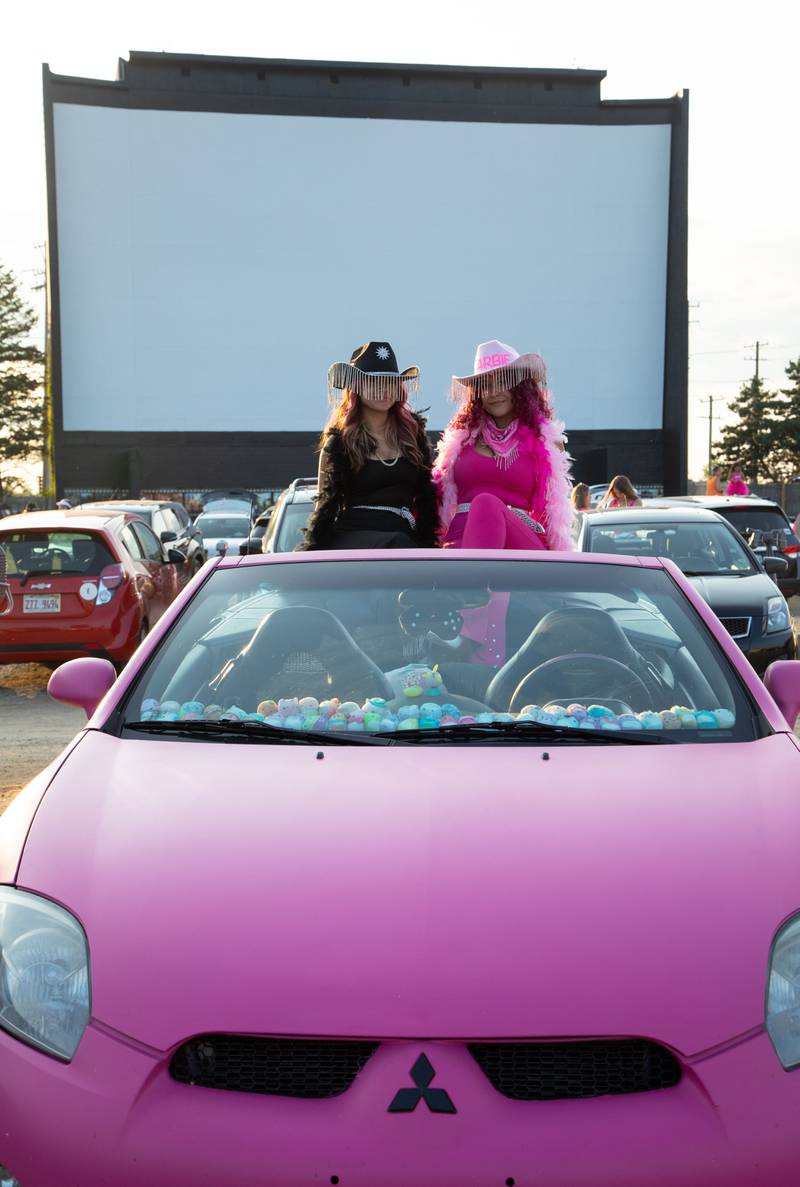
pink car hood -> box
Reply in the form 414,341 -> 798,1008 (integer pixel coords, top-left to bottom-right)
17,729 -> 800,1056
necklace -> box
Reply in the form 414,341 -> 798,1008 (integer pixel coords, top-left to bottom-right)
375,453 -> 400,467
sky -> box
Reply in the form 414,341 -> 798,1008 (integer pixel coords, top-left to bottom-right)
2,0 -> 798,482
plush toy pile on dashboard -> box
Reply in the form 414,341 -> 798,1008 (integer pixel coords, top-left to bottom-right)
139,696 -> 736,732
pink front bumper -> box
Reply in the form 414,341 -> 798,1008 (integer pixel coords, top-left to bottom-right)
3,1024 -> 800,1186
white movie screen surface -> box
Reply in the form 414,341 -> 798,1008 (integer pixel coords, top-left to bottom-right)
54,104 -> 670,434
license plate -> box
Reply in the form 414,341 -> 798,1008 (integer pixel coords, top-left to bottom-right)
23,594 -> 61,613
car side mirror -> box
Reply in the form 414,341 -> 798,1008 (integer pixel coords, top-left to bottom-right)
160,530 -> 178,543
48,657 -> 117,718
166,548 -> 186,564
763,555 -> 789,576
763,660 -> 800,728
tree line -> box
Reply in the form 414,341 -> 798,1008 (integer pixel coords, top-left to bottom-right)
713,360 -> 800,484
0,262 -> 44,499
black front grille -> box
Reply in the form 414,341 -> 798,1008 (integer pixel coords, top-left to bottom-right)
719,616 -> 751,638
171,1035 -> 378,1098
468,1039 -> 681,1100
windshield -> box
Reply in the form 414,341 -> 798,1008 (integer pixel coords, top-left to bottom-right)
274,502 -> 313,552
1,530 -> 116,577
118,558 -> 760,745
719,507 -> 794,541
587,521 -> 756,575
195,516 -> 251,538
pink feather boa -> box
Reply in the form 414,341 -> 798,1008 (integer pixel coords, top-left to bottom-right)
433,403 -> 575,551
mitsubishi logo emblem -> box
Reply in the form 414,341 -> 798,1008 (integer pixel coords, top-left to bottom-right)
387,1054 -> 456,1114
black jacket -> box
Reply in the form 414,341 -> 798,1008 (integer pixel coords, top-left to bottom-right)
302,414 -> 439,550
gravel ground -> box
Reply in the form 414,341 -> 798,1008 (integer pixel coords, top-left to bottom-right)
1,597 -> 799,815
0,665 -> 85,814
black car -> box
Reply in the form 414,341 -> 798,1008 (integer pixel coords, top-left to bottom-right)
577,507 -> 796,673
646,496 -> 800,598
76,499 -> 207,581
239,508 -> 275,555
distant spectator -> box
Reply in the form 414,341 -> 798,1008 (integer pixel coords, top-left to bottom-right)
56,498 -> 73,509
23,502 -> 38,513
705,465 -> 725,496
725,465 -> 750,496
597,475 -> 642,510
571,483 -> 591,512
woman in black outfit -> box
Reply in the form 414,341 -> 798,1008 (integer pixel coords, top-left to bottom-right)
302,342 -> 439,550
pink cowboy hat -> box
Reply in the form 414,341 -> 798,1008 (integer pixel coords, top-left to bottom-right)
452,339 -> 547,399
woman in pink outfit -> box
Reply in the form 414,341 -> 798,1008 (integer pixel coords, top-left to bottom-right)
725,464 -> 750,496
434,340 -> 574,552
432,340 -> 573,666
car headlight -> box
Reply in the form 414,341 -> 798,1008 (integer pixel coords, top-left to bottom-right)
766,913 -> 800,1069
766,595 -> 790,633
0,888 -> 90,1061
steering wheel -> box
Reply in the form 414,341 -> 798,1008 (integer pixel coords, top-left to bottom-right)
210,605 -> 394,706
510,653 -> 653,714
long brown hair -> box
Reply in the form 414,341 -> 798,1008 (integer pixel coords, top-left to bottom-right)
599,474 -> 639,506
321,389 -> 425,469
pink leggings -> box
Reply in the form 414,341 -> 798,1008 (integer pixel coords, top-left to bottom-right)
445,492 -> 548,551
445,493 -> 547,665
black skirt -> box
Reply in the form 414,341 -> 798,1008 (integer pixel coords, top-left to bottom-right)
329,507 -> 417,550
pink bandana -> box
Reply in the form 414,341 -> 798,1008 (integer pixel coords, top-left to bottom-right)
479,416 -> 521,469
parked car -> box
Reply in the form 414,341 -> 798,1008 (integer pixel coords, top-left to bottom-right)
646,496 -> 800,597
76,499 -> 207,580
261,477 -> 317,552
192,511 -> 253,559
4,547 -> 800,1185
199,488 -> 258,519
239,508 -> 275,555
577,507 -> 795,672
0,509 -> 184,668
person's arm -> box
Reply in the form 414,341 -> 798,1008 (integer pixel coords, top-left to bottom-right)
411,419 -> 441,547
299,438 -> 342,550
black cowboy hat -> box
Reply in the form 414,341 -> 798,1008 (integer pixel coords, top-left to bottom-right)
328,341 -> 420,402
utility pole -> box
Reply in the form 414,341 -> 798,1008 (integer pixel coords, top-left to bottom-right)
699,396 -> 722,474
746,340 -> 768,383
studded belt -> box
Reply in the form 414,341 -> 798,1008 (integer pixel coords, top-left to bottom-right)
455,502 -> 545,534
351,504 -> 416,528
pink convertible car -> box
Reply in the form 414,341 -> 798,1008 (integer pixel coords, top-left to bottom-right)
1,548 -> 800,1186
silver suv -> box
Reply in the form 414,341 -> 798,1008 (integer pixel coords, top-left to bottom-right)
261,478 -> 317,553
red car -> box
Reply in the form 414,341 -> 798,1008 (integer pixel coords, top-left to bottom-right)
0,509 -> 185,668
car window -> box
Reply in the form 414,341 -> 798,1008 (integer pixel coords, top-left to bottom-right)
588,521 -> 755,575
164,508 -> 185,531
120,558 -> 761,746
0,530 -> 115,575
195,516 -> 251,537
262,500 -> 285,547
719,507 -> 793,539
131,521 -> 164,563
158,508 -> 182,536
274,502 -> 313,552
120,524 -> 144,561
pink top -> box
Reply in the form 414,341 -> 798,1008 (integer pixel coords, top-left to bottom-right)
449,443 -> 546,521
726,479 -> 750,496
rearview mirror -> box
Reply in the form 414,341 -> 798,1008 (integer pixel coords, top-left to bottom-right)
166,548 -> 186,564
48,657 -> 117,718
763,555 -> 789,576
764,660 -> 800,728
160,530 -> 178,543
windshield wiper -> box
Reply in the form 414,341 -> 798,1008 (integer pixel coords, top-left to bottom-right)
681,569 -> 747,577
19,567 -> 79,587
123,719 -> 392,745
373,721 -> 674,744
